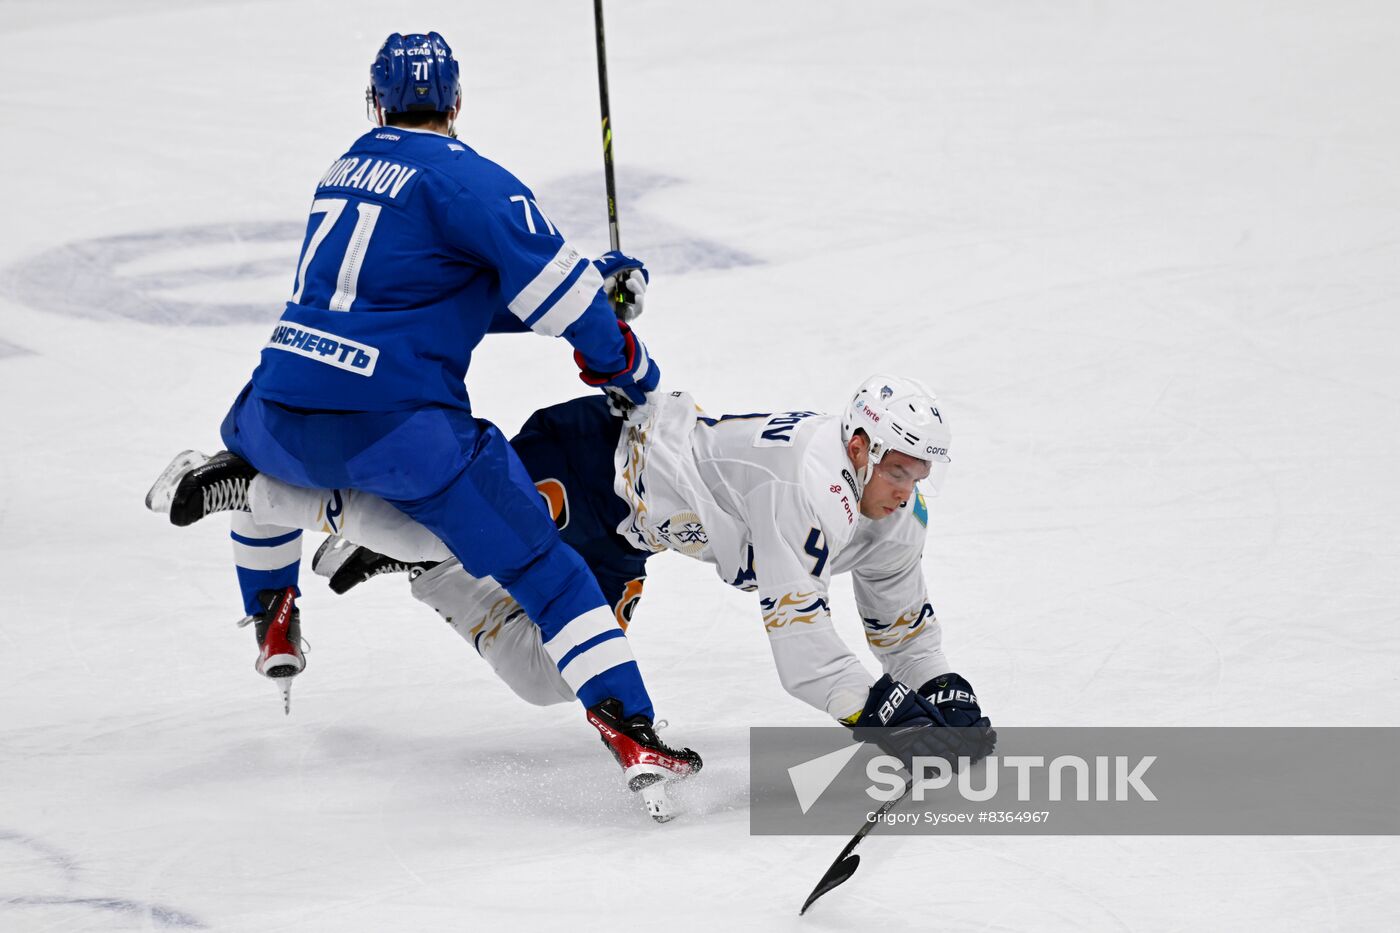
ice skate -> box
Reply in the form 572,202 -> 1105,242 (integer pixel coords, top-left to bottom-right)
147,449 -> 257,527
586,698 -> 702,823
144,449 -> 208,514
312,536 -> 440,595
238,586 -> 305,715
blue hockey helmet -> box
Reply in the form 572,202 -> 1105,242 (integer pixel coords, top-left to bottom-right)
365,32 -> 461,121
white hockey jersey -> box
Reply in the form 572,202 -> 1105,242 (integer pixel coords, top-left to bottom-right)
245,390 -> 955,723
611,391 -> 951,721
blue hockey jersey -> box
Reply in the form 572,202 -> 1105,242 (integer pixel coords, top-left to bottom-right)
249,126 -> 627,412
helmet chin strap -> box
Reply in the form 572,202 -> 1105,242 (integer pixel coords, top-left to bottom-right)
855,438 -> 886,493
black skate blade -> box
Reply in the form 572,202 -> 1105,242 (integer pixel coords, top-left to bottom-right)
799,854 -> 860,916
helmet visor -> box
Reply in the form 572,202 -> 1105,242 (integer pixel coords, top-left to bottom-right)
920,453 -> 951,497
871,448 -> 951,497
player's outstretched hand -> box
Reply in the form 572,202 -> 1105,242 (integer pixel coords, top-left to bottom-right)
852,674 -> 996,773
594,251 -> 648,321
574,319 -> 660,406
918,671 -> 997,761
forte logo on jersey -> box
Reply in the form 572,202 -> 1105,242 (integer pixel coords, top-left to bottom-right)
828,483 -> 855,525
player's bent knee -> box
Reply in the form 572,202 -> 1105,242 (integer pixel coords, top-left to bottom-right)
410,560 -> 576,706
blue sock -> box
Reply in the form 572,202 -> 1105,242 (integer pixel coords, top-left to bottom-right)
230,513 -> 302,616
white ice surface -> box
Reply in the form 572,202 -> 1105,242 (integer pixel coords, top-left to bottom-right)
2,0 -> 1398,929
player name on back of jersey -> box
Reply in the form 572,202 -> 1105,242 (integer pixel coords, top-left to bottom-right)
316,156 -> 419,199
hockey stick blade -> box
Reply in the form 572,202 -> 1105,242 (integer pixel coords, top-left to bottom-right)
799,853 -> 860,915
797,776 -> 913,916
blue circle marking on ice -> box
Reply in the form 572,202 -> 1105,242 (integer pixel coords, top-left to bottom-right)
0,221 -> 305,326
0,171 -> 758,327
0,829 -> 207,928
1,896 -> 207,929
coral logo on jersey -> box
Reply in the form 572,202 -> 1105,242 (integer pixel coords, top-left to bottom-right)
535,478 -> 569,530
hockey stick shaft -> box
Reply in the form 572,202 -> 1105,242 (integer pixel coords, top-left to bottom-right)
593,0 -> 622,252
798,776 -> 914,915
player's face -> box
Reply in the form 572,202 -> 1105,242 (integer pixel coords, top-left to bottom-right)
860,450 -> 930,519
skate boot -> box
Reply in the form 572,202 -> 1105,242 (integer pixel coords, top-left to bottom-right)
586,698 -> 703,823
238,586 -> 305,715
312,536 -> 440,595
145,449 -> 256,527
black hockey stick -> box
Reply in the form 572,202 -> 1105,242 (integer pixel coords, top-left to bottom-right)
592,0 -> 636,317
798,776 -> 914,916
593,0 -> 622,252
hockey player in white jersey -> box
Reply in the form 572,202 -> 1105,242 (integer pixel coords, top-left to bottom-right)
162,375 -> 995,769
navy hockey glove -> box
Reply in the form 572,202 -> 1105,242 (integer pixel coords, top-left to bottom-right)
853,674 -> 993,773
919,672 -> 997,762
574,319 -> 660,406
594,251 -> 649,322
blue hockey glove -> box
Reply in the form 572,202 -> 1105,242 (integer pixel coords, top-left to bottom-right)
594,251 -> 649,322
919,672 -> 997,760
918,672 -> 989,727
573,319 -> 660,406
853,674 -> 995,773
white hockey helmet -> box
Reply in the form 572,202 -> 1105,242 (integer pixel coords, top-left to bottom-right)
840,374 -> 952,494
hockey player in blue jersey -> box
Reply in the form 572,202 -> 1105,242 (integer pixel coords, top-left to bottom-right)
145,31 -> 700,814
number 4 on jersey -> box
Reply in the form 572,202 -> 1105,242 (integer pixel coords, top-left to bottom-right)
803,527 -> 829,577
